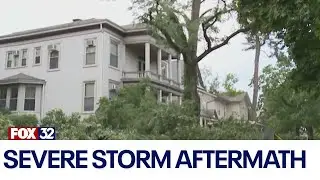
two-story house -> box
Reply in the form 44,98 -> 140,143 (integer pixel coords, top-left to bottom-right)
0,18 -> 253,123
0,18 -> 185,119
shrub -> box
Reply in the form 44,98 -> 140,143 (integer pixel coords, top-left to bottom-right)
32,82 -> 262,140
8,114 -> 38,126
0,114 -> 12,139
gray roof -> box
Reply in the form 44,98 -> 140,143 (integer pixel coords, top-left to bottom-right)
122,23 -> 148,31
0,73 -> 45,85
219,93 -> 247,102
0,18 -> 148,40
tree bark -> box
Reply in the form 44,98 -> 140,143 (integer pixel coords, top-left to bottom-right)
307,125 -> 314,140
183,55 -> 200,116
181,0 -> 201,116
252,35 -> 261,121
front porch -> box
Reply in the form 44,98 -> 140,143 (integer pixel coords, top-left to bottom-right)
122,42 -> 183,104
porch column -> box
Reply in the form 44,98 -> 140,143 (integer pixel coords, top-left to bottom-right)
168,54 -> 172,85
178,96 -> 182,105
200,117 -> 203,127
169,93 -> 173,103
157,48 -> 162,81
5,88 -> 10,109
158,89 -> 162,103
177,54 -> 181,84
145,43 -> 151,77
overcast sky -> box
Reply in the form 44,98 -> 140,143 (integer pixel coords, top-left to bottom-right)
0,0 -> 276,98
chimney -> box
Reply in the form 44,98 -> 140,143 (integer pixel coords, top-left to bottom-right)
73,19 -> 82,22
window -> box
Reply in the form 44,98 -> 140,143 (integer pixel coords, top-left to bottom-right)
13,51 -> 19,67
109,81 -> 119,100
6,52 -> 13,68
161,62 -> 167,77
84,82 -> 94,112
48,44 -> 59,70
9,87 -> 18,111
24,86 -> 36,111
34,47 -> 41,65
110,40 -> 118,68
85,39 -> 96,65
0,87 -> 7,109
21,49 -> 27,67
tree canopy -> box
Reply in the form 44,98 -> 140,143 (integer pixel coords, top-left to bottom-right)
129,0 -> 249,115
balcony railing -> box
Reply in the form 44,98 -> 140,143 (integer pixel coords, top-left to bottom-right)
122,71 -> 181,88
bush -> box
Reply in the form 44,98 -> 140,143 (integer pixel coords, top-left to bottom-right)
1,82 -> 262,140
0,114 -> 12,139
94,82 -> 261,140
8,114 -> 38,126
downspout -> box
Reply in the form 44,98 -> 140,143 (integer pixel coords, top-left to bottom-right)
40,82 -> 46,124
100,23 -> 104,101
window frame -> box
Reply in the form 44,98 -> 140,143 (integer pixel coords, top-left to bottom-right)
84,38 -> 97,67
0,87 -> 7,109
13,51 -> 20,68
48,44 -> 60,71
9,86 -> 18,111
6,51 -> 14,68
109,39 -> 119,68
21,49 -> 28,67
83,81 -> 95,112
24,86 -> 36,111
34,47 -> 41,66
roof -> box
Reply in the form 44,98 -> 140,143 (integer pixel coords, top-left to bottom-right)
0,73 -> 46,85
219,92 -> 247,102
122,23 -> 148,31
0,18 -> 149,44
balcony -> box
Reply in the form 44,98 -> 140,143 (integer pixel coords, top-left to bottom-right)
122,71 -> 182,91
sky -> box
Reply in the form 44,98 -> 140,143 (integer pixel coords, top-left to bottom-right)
0,0 -> 276,98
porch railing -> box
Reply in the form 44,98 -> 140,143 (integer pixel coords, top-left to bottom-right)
122,71 -> 181,88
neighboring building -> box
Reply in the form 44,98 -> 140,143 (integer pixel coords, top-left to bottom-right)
0,18 -> 184,119
206,92 -> 253,120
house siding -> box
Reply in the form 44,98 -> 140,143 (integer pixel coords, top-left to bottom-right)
0,30 -> 103,117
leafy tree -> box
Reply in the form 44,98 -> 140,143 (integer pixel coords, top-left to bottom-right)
237,0 -> 320,99
222,73 -> 243,96
129,0 -> 249,115
259,53 -> 320,139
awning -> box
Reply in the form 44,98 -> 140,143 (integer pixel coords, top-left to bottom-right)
0,73 -> 45,85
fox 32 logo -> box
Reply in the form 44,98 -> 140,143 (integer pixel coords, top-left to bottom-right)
8,127 -> 56,140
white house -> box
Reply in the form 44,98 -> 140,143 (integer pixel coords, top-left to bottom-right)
0,18 -> 185,119
206,92 -> 253,120
0,18 -> 253,122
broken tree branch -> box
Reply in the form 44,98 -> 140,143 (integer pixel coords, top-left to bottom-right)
197,27 -> 250,62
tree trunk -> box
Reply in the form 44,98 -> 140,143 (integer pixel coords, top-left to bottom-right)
252,35 -> 261,121
307,125 -> 314,140
183,56 -> 200,116
295,126 -> 300,139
